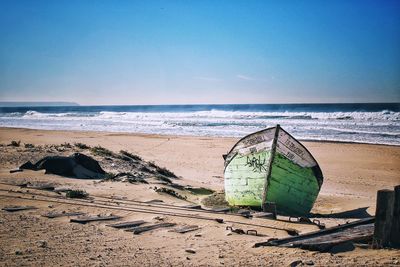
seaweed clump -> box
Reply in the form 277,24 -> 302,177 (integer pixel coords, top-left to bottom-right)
201,192 -> 229,208
8,140 -> 21,147
66,190 -> 89,199
119,150 -> 142,161
74,143 -> 90,149
90,146 -> 114,157
155,187 -> 187,200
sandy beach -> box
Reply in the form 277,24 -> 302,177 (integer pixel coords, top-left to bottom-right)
0,127 -> 399,266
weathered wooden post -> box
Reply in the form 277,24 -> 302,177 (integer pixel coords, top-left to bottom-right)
390,185 -> 400,248
373,189 -> 394,248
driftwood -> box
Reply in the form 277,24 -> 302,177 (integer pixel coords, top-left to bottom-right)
125,223 -> 176,234
2,206 -> 37,212
283,224 -> 374,252
253,212 -> 275,219
254,217 -> 374,249
144,199 -> 164,203
70,215 -> 121,224
181,205 -> 202,210
28,184 -> 56,191
9,168 -> 23,173
169,225 -> 200,233
106,220 -> 147,229
42,211 -> 84,218
211,207 -> 230,213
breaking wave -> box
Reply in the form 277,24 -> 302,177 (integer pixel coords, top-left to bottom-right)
0,104 -> 399,145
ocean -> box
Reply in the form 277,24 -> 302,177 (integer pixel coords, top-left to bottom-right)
0,103 -> 399,146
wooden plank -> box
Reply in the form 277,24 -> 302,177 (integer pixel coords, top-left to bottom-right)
70,215 -> 121,224
181,205 -> 202,210
2,206 -> 37,212
106,220 -> 147,229
169,225 -> 200,234
125,223 -> 176,234
284,224 -> 374,252
42,212 -> 84,218
390,185 -> 400,248
257,224 -> 373,252
9,168 -> 23,173
28,184 -> 55,191
373,189 -> 394,248
144,199 -> 164,203
237,209 -> 251,218
254,217 -> 374,248
211,207 -> 230,213
253,212 -> 275,219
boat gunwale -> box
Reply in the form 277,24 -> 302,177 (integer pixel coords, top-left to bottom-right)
223,125 -> 324,185
223,125 -> 276,170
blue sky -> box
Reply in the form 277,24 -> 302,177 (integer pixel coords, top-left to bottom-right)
0,0 -> 399,105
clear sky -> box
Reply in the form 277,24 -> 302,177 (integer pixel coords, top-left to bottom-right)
0,0 -> 399,105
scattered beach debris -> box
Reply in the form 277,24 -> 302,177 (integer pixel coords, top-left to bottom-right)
42,211 -> 85,218
144,199 -> 164,203
24,143 -> 35,148
185,186 -> 214,195
254,217 -> 375,251
19,153 -> 106,179
226,226 -> 258,236
106,220 -> 147,229
169,225 -> 200,234
289,260 -> 304,267
66,189 -> 89,199
252,212 -> 275,219
8,140 -> 21,147
70,215 -> 121,224
210,207 -> 231,213
125,222 -> 176,234
185,249 -> 196,254
237,209 -> 252,218
74,142 -> 90,149
181,204 -> 202,210
0,184 -> 299,236
153,216 -> 165,221
2,206 -> 37,212
201,192 -> 229,209
90,145 -> 114,157
15,182 -> 56,192
103,172 -> 148,184
154,187 -> 187,200
288,217 -> 326,229
37,240 -> 48,248
119,150 -> 142,161
223,125 -> 323,216
5,143 -> 179,186
9,168 -> 23,173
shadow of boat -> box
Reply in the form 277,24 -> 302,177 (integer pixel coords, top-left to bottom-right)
310,207 -> 372,219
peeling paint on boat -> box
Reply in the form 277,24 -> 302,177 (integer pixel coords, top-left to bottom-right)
224,125 -> 323,216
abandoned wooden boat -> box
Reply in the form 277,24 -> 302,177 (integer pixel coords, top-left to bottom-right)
223,125 -> 323,216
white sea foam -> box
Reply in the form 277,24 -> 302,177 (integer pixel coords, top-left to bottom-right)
0,109 -> 399,145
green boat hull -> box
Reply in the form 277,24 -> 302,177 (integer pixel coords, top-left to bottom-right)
224,125 -> 323,216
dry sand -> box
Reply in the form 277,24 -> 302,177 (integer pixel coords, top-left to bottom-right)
0,127 -> 399,266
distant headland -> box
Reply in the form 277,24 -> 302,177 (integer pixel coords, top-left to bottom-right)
0,102 -> 79,107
